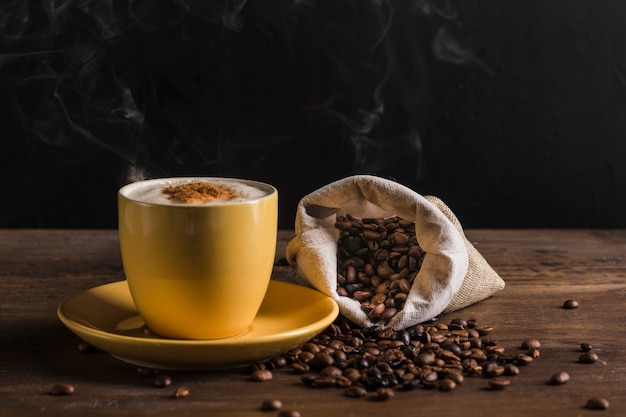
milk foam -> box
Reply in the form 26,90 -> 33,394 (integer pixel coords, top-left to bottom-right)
121,178 -> 272,205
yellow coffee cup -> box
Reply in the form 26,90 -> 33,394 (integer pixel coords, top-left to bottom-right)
118,177 -> 278,339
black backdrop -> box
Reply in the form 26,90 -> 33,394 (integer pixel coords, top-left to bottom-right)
1,1 -> 625,229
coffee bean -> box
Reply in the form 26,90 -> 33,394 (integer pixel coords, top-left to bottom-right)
336,287 -> 349,297
311,376 -> 337,388
353,290 -> 372,302
312,352 -> 334,369
336,215 -> 424,324
320,366 -> 342,378
260,399 -> 282,411
585,397 -> 610,410
486,345 -> 506,355
514,354 -> 534,366
485,365 -> 505,377
580,343 -> 593,352
250,369 -> 273,381
335,375 -> 353,388
438,378 -> 457,391
391,232 -> 410,246
262,315 -> 543,400
367,303 -> 385,320
466,318 -> 478,328
278,411 -> 301,417
521,338 -> 541,350
488,377 -> 510,390
372,387 -> 394,401
78,341 -> 97,353
563,299 -> 579,309
173,386 -> 190,399
381,307 -> 398,321
291,362 -> 310,374
579,351 -> 599,364
48,383 -> 75,396
300,375 -> 316,386
345,386 -> 367,398
271,355 -> 288,369
297,351 -> 315,364
548,371 -> 570,385
154,374 -> 172,388
526,348 -> 541,358
449,317 -> 466,328
443,371 -> 464,384
415,351 -> 437,366
503,364 -> 520,376
476,325 -> 494,336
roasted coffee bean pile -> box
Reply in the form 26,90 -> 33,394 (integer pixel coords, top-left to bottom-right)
335,215 -> 426,323
70,313 -> 607,410
255,315 -> 537,397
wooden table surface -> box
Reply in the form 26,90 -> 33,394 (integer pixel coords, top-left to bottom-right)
1,229 -> 625,416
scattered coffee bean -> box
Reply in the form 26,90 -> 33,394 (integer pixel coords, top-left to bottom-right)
449,317 -> 468,329
250,369 -> 273,381
48,383 -> 75,396
300,375 -> 316,386
521,338 -> 541,350
291,362 -> 310,374
438,378 -> 457,391
503,364 -> 520,376
485,365 -> 505,377
250,362 -> 267,371
271,355 -> 288,369
345,386 -> 367,398
514,354 -> 534,366
154,374 -> 172,388
310,376 -> 337,388
312,352 -> 334,369
445,372 -> 464,385
580,343 -> 593,352
277,410 -> 301,417
173,386 -> 190,399
579,351 -> 599,364
372,387 -> 395,401
78,341 -> 97,353
260,399 -> 283,411
548,371 -> 570,385
585,397 -> 610,410
563,299 -> 579,309
526,348 -> 541,358
476,325 -> 494,336
256,315 -> 540,399
488,377 -> 510,390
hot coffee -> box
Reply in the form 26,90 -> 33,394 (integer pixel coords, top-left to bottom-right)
121,177 -> 272,205
118,177 -> 278,339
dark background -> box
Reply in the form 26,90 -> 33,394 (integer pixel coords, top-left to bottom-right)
1,0 -> 625,230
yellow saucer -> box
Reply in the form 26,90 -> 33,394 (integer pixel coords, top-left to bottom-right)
57,280 -> 339,370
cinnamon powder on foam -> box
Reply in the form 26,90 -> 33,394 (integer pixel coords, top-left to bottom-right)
161,182 -> 235,204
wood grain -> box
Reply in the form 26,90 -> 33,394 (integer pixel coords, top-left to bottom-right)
1,229 -> 625,416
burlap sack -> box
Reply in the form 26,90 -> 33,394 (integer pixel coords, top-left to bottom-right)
285,175 -> 504,330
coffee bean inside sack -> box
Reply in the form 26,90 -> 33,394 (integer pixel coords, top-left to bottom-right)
335,214 -> 425,324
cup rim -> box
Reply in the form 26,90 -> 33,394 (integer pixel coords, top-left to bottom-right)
118,177 -> 277,207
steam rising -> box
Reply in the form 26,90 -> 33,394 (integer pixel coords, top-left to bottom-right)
1,0 -> 486,191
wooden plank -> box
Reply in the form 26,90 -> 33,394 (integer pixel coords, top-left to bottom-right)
0,229 -> 624,416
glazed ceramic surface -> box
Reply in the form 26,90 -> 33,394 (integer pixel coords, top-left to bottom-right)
118,177 -> 278,339
57,280 -> 339,370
